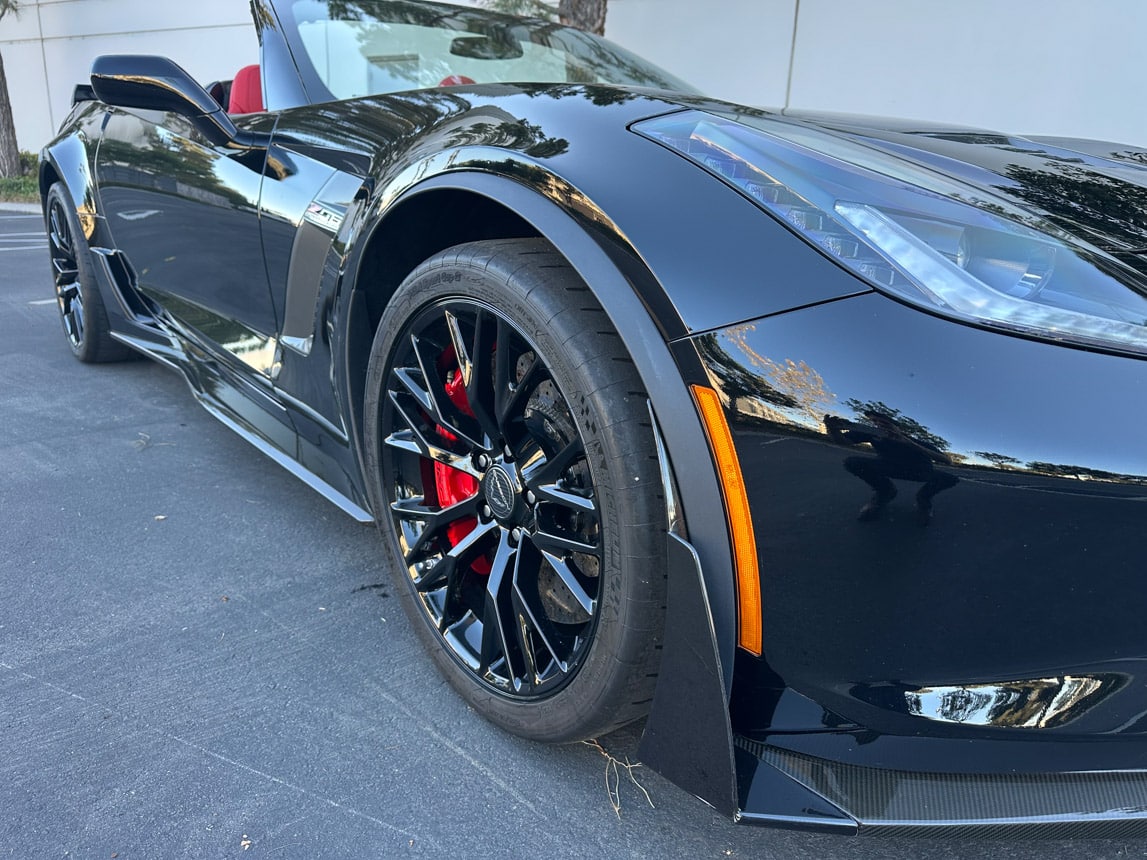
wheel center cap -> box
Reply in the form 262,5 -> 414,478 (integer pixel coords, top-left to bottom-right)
483,464 -> 520,522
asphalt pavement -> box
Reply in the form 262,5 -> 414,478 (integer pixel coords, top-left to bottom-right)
2,205 -> 1144,859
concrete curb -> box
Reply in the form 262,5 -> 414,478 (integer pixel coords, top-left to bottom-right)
0,202 -> 41,214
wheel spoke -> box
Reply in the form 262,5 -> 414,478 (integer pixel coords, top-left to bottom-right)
534,484 -> 595,514
384,427 -> 471,474
409,332 -> 484,447
492,318 -> 515,420
521,437 -> 584,487
510,598 -> 542,689
393,364 -> 435,418
530,527 -> 597,557
409,333 -> 447,420
391,494 -> 480,565
411,518 -> 497,592
538,549 -> 596,617
445,310 -> 472,389
496,348 -> 545,429
385,391 -> 479,477
493,535 -> 547,689
520,438 -> 596,515
463,309 -> 504,445
430,558 -> 466,630
49,204 -> 73,258
438,564 -> 469,631
478,531 -> 520,676
439,516 -> 498,573
512,576 -> 572,675
62,306 -> 84,343
52,260 -> 79,287
412,553 -> 455,594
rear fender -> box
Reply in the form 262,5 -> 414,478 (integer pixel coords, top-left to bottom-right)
39,106 -> 108,244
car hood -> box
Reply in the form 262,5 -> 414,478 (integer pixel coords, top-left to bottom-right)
767,109 -> 1147,256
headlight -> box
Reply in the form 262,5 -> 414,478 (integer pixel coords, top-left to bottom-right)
635,110 -> 1147,355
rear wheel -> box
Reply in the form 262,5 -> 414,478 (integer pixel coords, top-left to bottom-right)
364,238 -> 667,742
45,182 -> 133,363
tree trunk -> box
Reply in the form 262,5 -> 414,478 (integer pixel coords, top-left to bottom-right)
558,0 -> 607,35
0,51 -> 20,178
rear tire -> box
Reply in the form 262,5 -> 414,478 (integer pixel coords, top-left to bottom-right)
364,238 -> 667,742
45,182 -> 133,363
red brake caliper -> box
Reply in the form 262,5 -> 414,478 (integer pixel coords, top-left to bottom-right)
433,348 -> 492,575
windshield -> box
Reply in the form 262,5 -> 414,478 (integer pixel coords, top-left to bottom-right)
277,0 -> 697,100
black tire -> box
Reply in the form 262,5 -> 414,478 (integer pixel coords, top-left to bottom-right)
45,182 -> 133,363
364,238 -> 667,742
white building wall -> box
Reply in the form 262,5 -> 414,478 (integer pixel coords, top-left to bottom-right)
606,0 -> 796,109
608,0 -> 1147,144
785,0 -> 1147,145
2,0 -> 256,151
3,0 -> 1145,151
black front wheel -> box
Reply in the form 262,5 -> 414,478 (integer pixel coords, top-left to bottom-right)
45,182 -> 132,363
364,239 -> 667,742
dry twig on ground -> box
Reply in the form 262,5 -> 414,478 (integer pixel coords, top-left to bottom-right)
582,739 -> 655,819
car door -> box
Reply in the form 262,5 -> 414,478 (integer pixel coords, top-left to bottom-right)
93,100 -> 298,449
94,106 -> 279,377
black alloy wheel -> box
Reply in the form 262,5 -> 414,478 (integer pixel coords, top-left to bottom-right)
47,191 -> 85,350
44,182 -> 132,363
364,238 -> 666,743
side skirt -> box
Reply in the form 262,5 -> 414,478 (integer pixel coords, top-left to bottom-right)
90,245 -> 374,525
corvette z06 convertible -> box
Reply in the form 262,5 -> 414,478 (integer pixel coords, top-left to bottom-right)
39,0 -> 1147,836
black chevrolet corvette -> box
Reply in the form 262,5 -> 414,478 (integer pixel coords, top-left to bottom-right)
39,0 -> 1147,836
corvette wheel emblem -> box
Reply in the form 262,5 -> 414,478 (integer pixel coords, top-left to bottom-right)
484,465 -> 517,521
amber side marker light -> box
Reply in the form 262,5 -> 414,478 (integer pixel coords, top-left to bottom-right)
690,384 -> 763,655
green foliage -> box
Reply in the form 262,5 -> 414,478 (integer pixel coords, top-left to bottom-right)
0,176 -> 36,203
478,0 -> 558,20
843,398 -> 951,453
0,150 -> 36,201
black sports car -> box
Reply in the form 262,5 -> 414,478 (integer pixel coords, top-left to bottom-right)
39,0 -> 1147,836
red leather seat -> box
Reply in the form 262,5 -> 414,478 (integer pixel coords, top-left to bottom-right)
229,65 -> 264,114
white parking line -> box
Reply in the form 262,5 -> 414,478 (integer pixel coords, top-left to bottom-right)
27,299 -> 57,306
0,246 -> 47,252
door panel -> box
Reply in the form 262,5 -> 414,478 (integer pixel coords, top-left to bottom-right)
95,108 -> 280,372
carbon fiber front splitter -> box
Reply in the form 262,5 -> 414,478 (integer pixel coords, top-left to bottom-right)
736,736 -> 1147,837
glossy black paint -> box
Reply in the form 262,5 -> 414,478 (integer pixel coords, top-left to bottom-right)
696,293 -> 1147,728
688,290 -> 1147,829
267,93 -> 751,694
90,55 -> 247,147
637,534 -> 737,818
37,0 -> 1147,834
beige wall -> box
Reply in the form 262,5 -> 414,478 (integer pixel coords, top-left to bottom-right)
4,0 -> 1144,151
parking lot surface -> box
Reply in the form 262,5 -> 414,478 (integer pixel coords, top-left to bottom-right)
2,207 -> 1143,858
